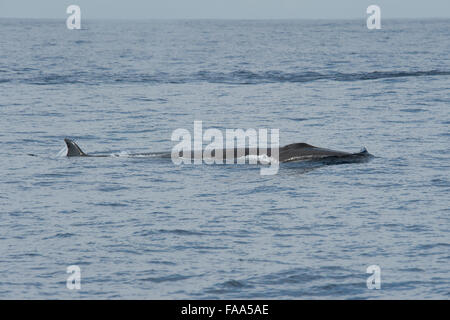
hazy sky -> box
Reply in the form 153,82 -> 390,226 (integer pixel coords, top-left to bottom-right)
1,0 -> 449,19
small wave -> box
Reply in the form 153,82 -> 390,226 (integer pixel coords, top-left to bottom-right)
194,69 -> 450,84
43,232 -> 75,240
417,243 -> 450,250
221,280 -> 247,288
7,69 -> 450,85
158,229 -> 205,236
94,202 -> 128,207
74,40 -> 91,45
400,108 -> 426,113
30,74 -> 85,85
141,274 -> 192,283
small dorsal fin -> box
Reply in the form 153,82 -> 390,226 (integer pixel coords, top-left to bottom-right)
64,138 -> 87,157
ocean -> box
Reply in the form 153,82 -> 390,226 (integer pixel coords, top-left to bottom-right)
0,18 -> 449,299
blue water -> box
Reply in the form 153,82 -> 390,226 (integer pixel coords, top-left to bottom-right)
0,18 -> 449,299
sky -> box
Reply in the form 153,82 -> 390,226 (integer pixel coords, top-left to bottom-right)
0,0 -> 449,19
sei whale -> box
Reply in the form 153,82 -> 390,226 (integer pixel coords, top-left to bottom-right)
64,138 -> 372,164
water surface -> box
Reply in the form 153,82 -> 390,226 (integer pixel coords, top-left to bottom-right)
0,18 -> 449,299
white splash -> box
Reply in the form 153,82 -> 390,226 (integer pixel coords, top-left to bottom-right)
110,151 -> 130,157
243,154 -> 278,165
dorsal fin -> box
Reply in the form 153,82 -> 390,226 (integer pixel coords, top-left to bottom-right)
282,142 -> 316,149
64,138 -> 87,156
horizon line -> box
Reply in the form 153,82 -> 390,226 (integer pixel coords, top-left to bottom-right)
1,16 -> 450,21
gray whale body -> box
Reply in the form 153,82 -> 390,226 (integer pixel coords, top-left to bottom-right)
64,138 -> 372,164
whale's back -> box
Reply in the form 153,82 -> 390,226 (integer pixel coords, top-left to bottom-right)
279,143 -> 354,162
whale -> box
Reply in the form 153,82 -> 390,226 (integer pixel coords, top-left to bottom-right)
64,138 -> 372,164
